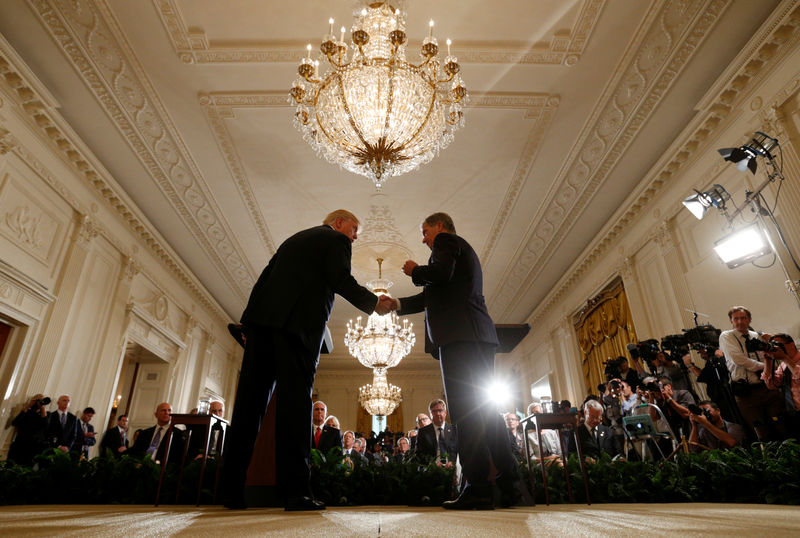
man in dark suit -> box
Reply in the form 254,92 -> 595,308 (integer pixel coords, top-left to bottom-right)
99,414 -> 129,458
569,399 -> 622,459
45,395 -> 80,453
391,213 -> 521,510
311,401 -> 343,455
73,407 -> 97,460
129,402 -> 185,463
415,399 -> 458,463
221,210 -> 392,512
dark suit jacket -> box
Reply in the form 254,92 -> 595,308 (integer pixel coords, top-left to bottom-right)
45,411 -> 79,451
416,422 -> 458,461
398,233 -> 498,354
129,424 -> 185,463
240,224 -> 378,352
73,421 -> 96,457
312,425 -> 343,455
99,426 -> 128,458
569,423 -> 622,459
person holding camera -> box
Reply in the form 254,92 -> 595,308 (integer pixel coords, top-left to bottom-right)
652,351 -> 690,392
7,394 -> 49,465
719,306 -> 785,441
762,333 -> 800,421
688,401 -> 745,451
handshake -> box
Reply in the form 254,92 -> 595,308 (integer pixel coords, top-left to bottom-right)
375,295 -> 399,316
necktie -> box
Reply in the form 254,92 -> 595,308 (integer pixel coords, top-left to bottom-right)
146,427 -> 163,456
437,427 -> 443,455
314,427 -> 321,447
121,429 -> 127,446
60,412 -> 66,426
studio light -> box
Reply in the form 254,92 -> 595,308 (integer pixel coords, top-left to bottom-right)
713,224 -> 771,269
717,131 -> 778,175
682,184 -> 731,220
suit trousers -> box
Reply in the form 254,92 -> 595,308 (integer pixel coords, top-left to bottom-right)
439,341 -> 518,489
222,326 -> 319,500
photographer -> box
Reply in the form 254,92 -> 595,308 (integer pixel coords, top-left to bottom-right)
7,394 -> 49,465
719,306 -> 785,441
682,347 -> 740,423
653,351 -> 690,392
688,401 -> 745,452
762,333 -> 800,425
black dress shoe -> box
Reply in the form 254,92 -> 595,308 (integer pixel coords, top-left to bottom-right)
497,480 -> 523,508
442,488 -> 494,510
285,496 -> 326,511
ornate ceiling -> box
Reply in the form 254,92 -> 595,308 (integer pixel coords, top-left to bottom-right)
0,0 -> 782,359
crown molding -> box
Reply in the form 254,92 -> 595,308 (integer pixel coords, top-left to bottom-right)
489,0 -> 733,319
154,0 -> 605,66
27,0 -> 256,304
0,33 -> 232,327
527,0 -> 800,328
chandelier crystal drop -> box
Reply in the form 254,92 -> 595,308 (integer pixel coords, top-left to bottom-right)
289,0 -> 468,188
344,259 -> 415,370
359,368 -> 403,417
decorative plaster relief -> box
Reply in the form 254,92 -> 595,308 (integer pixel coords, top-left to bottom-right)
529,2 -> 800,327
0,173 -> 63,264
155,0 -> 605,66
0,27 -> 231,325
4,206 -> 43,248
0,128 -> 17,154
28,0 -> 256,303
491,0 -> 732,319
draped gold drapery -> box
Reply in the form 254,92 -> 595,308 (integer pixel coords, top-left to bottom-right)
574,279 -> 638,394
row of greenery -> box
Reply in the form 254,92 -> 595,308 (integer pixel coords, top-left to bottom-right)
1,439 -> 799,505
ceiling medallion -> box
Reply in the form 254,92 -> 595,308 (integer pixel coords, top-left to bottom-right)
289,0 -> 468,188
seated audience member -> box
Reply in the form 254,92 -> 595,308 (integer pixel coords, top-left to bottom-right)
416,399 -> 458,463
8,394 -> 49,465
325,415 -> 340,430
74,407 -> 97,460
762,333 -> 800,417
410,413 -> 431,450
45,395 -> 80,453
354,437 -> 367,456
504,412 -> 525,462
367,441 -> 388,465
393,437 -> 412,463
99,414 -> 129,458
342,430 -> 367,463
570,399 -> 622,459
689,400 -> 746,451
187,400 -> 226,459
558,400 -> 572,413
129,402 -> 185,463
524,402 -> 562,460
311,401 -> 343,454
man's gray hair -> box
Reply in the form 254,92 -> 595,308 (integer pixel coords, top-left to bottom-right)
584,399 -> 604,413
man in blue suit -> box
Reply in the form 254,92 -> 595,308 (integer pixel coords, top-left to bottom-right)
391,212 -> 521,510
221,210 -> 392,511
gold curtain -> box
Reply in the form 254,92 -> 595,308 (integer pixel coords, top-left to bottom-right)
574,279 -> 637,394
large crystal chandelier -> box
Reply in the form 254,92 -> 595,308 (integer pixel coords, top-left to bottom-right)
344,259 -> 415,370
289,0 -> 468,188
359,368 -> 403,417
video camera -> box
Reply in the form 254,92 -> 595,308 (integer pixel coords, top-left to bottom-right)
626,339 -> 660,369
603,357 -> 626,381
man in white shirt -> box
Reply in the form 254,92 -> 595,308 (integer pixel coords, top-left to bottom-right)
718,306 -> 785,440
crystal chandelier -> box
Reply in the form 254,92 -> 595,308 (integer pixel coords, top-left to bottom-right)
344,259 -> 415,370
289,0 -> 468,188
359,368 -> 402,416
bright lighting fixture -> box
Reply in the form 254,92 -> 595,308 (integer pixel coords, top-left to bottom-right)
717,131 -> 778,175
713,225 -> 771,268
487,380 -> 510,405
682,184 -> 730,220
289,1 -> 468,188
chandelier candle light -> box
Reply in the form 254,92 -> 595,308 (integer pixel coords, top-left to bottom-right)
289,0 -> 468,188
